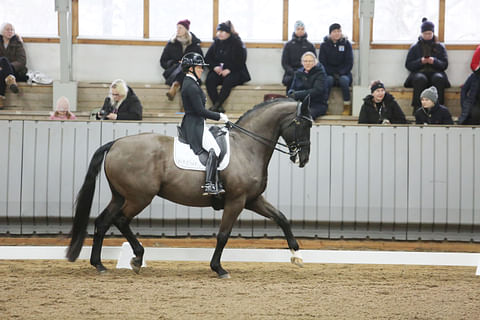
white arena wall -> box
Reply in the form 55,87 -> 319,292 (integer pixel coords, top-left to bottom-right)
1,120 -> 479,241
24,43 -> 474,87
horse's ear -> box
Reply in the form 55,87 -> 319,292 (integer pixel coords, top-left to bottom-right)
300,95 -> 311,117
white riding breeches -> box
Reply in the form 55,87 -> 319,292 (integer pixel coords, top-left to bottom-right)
202,123 -> 220,157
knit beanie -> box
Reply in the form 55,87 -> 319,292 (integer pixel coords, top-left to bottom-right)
217,22 -> 231,33
177,19 -> 190,30
55,96 -> 70,112
294,20 -> 305,30
370,81 -> 385,93
421,17 -> 434,33
420,86 -> 438,103
329,23 -> 341,34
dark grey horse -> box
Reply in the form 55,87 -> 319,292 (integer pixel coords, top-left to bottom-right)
67,98 -> 313,278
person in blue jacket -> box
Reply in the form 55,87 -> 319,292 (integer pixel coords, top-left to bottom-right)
404,18 -> 450,115
415,86 -> 453,125
319,23 -> 353,115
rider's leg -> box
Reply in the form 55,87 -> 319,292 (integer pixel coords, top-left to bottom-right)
202,127 -> 221,195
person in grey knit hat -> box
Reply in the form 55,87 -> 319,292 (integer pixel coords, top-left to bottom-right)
415,86 -> 453,124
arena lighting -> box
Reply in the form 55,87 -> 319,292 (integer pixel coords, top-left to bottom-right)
1,243 -> 480,276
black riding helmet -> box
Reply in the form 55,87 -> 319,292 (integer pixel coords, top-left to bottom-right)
181,52 -> 209,73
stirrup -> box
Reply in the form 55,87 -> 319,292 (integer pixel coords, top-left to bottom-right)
202,182 -> 219,196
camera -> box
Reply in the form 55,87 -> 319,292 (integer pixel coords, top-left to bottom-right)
99,109 -> 109,120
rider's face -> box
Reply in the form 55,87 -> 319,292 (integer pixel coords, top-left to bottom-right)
193,65 -> 204,78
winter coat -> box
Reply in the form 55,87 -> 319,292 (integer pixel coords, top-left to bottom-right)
415,103 -> 453,125
404,36 -> 450,88
319,36 -> 353,81
459,71 -> 480,124
97,86 -> 143,120
0,34 -> 27,76
358,92 -> 408,124
281,33 -> 316,86
205,34 -> 250,84
160,32 -> 203,82
180,75 -> 221,155
289,64 -> 326,102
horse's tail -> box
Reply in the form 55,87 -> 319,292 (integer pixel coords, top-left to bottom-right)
66,140 -> 115,262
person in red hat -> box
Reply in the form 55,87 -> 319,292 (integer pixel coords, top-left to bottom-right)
160,19 -> 203,102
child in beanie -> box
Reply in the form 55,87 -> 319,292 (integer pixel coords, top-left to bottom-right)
49,96 -> 76,120
415,86 -> 453,124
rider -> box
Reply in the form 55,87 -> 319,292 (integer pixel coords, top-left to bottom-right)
180,52 -> 229,195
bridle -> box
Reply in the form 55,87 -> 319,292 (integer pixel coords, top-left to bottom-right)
225,102 -> 312,158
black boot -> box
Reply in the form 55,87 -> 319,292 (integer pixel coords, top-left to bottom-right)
202,149 -> 219,196
216,171 -> 225,194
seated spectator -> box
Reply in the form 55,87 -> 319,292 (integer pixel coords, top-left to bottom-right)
404,18 -> 450,115
160,19 -> 203,101
205,20 -> 250,113
288,51 -> 327,120
49,96 -> 76,120
358,80 -> 407,124
319,23 -> 353,115
281,20 -> 316,93
96,79 -> 143,120
459,49 -> 480,125
0,22 -> 28,108
415,86 -> 453,125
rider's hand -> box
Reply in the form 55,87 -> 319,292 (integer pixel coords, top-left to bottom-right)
219,113 -> 229,123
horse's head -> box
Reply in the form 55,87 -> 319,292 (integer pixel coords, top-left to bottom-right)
280,96 -> 313,168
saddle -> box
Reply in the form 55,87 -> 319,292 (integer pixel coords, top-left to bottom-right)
174,125 -> 230,170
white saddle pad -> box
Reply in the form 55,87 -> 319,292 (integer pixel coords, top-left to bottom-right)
174,131 -> 230,171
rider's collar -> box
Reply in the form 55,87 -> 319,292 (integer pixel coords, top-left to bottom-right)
186,73 -> 199,84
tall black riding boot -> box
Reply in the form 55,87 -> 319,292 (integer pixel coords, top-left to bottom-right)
202,149 -> 219,196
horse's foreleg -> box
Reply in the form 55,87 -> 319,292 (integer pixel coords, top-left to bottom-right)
210,198 -> 245,279
245,196 -> 303,267
113,213 -> 144,274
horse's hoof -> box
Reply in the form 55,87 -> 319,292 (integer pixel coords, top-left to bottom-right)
290,256 -> 304,268
130,258 -> 142,274
218,273 -> 231,279
95,265 -> 107,273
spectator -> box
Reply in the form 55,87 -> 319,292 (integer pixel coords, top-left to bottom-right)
96,79 -> 143,120
459,49 -> 480,125
288,51 -> 327,120
319,23 -> 353,115
49,96 -> 76,120
470,45 -> 480,73
358,80 -> 408,124
415,86 -> 453,125
404,18 -> 450,115
281,20 -> 316,93
205,20 -> 250,113
0,22 -> 28,108
160,19 -> 203,101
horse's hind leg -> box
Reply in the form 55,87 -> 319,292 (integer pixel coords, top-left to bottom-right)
90,201 -> 122,272
245,195 -> 303,267
113,214 -> 144,274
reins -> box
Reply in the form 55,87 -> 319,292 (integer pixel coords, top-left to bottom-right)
225,121 -> 295,156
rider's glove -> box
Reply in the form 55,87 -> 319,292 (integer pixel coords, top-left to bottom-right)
219,113 -> 229,123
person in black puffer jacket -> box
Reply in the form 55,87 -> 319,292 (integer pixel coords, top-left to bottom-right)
205,20 -> 250,113
288,51 -> 327,120
358,80 -> 408,125
160,19 -> 203,101
415,86 -> 453,125
319,23 -> 354,115
281,20 -> 316,93
404,18 -> 450,115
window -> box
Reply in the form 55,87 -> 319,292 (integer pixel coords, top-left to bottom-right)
219,0 -> 283,42
149,0 -> 213,41
372,0 -> 439,44
78,0 -> 143,39
288,0 -> 353,43
0,0 -> 58,37
445,0 -> 480,44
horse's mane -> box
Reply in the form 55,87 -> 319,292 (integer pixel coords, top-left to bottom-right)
235,98 -> 294,124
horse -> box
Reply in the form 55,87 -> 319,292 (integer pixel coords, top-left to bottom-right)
66,97 -> 313,278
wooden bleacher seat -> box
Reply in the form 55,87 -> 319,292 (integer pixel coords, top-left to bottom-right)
0,82 -> 462,124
